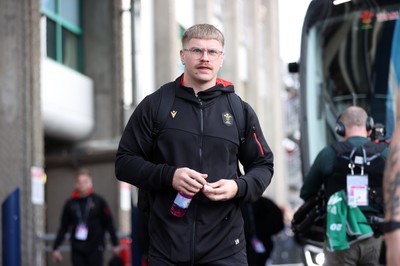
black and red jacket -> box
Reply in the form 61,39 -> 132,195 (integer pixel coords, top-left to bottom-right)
115,75 -> 274,264
52,192 -> 119,253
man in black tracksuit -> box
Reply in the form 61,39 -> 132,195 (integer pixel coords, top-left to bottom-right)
115,24 -> 274,265
52,169 -> 120,266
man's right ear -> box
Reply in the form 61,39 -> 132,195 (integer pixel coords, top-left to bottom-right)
180,50 -> 185,65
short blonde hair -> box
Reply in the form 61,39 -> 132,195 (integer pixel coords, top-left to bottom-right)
182,24 -> 224,47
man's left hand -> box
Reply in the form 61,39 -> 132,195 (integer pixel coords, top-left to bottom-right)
202,179 -> 238,201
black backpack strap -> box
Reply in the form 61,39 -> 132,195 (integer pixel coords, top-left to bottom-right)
140,84 -> 175,213
227,93 -> 246,144
152,84 -> 176,137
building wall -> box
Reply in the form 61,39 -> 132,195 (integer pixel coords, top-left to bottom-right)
0,0 -> 124,265
154,0 -> 180,88
44,1 -> 125,265
83,0 -> 125,139
0,0 -> 43,265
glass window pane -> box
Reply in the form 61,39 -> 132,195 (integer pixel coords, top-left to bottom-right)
62,28 -> 80,70
46,19 -> 57,60
60,0 -> 80,27
41,0 -> 56,12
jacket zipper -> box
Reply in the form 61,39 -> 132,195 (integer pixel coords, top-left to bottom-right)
252,126 -> 264,155
191,96 -> 204,265
198,96 -> 204,160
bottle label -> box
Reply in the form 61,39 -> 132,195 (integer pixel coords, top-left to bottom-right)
174,193 -> 192,209
251,237 -> 266,253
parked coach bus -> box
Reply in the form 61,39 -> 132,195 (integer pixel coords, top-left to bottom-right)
290,0 -> 400,265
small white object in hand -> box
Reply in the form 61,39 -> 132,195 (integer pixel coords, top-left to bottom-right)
203,184 -> 212,190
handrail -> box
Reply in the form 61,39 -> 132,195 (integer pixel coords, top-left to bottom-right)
36,232 -> 131,252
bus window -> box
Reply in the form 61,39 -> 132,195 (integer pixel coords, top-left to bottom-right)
300,2 -> 400,172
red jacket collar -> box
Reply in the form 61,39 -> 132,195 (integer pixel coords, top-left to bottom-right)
216,77 -> 233,87
71,188 -> 94,199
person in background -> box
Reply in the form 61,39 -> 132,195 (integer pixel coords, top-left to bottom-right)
383,91 -> 400,266
299,106 -> 389,266
52,168 -> 120,266
115,23 -> 274,265
242,196 -> 284,266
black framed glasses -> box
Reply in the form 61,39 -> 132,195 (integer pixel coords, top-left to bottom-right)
183,48 -> 223,60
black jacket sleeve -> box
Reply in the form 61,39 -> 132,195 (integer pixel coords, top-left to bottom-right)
235,102 -> 274,202
52,200 -> 72,250
115,90 -> 177,191
99,197 -> 119,247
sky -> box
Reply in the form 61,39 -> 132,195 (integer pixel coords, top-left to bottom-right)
278,0 -> 311,63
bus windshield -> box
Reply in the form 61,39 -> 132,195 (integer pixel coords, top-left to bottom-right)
301,3 -> 400,172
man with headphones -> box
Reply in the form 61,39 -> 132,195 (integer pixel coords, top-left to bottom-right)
299,106 -> 389,265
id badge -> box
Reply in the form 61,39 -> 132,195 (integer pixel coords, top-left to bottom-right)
251,237 -> 266,253
347,174 -> 368,206
75,223 -> 89,240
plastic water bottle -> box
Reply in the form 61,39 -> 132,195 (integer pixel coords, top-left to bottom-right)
170,192 -> 192,217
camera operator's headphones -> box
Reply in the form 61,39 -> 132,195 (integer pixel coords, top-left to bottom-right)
335,114 -> 374,137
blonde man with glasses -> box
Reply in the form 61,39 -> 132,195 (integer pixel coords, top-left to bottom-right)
115,24 -> 274,265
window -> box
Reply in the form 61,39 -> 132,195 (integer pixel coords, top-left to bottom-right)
41,0 -> 83,72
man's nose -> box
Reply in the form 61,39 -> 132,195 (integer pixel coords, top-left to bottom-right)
200,50 -> 210,60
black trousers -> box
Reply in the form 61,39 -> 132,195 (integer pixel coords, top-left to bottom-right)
148,248 -> 248,266
71,248 -> 104,266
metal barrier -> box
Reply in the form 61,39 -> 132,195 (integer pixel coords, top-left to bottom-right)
36,232 -> 131,253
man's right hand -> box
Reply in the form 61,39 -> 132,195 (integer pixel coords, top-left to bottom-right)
172,167 -> 208,196
52,250 -> 63,262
